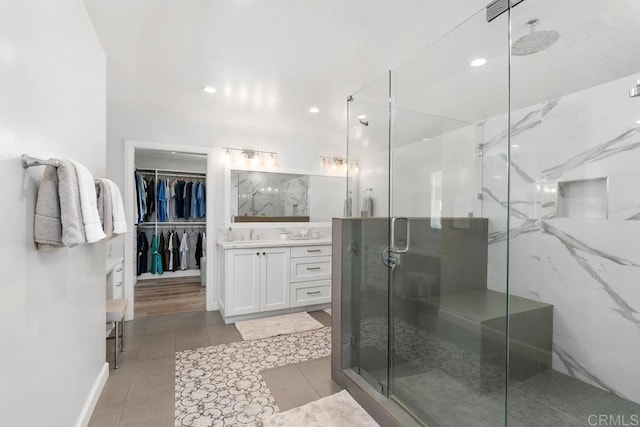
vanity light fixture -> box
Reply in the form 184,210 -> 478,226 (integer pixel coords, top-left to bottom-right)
470,58 -> 487,67
203,86 -> 217,94
320,156 -> 359,174
223,146 -> 279,167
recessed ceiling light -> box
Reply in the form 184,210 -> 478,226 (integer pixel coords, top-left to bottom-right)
203,86 -> 217,94
357,115 -> 367,120
635,119 -> 640,124
309,107 -> 320,114
171,151 -> 177,154
512,144 -> 520,148
470,58 -> 487,67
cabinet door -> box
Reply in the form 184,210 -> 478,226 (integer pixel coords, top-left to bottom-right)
260,247 -> 291,312
225,249 -> 260,316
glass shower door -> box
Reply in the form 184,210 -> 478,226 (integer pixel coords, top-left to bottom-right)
387,7 -> 511,426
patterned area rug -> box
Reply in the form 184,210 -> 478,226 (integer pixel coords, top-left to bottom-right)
175,327 -> 331,426
261,390 -> 379,427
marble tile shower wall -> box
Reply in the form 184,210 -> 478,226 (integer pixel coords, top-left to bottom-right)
482,72 -> 640,404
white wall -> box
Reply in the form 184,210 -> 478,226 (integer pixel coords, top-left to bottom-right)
0,0 -> 107,426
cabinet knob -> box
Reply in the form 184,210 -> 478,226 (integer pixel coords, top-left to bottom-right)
256,252 -> 260,256
262,252 -> 266,255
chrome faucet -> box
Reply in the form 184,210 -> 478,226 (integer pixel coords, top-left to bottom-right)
250,228 -> 255,240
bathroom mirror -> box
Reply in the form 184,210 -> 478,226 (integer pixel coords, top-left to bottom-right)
230,170 -> 347,223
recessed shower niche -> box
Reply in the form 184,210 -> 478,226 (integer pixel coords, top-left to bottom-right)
556,177 -> 608,219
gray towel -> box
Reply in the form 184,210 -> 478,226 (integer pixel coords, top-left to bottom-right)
34,165 -> 63,249
95,179 -> 114,239
33,160 -> 86,249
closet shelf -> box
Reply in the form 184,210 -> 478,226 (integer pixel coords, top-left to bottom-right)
136,167 -> 205,179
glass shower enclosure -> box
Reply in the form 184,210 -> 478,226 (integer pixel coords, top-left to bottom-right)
332,1 -> 640,426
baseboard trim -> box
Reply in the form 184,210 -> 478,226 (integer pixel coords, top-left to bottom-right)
75,362 -> 109,427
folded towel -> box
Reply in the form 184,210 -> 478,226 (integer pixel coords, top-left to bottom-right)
34,165 -> 63,249
102,178 -> 127,234
362,195 -> 373,217
58,159 -> 86,247
343,195 -> 352,217
95,179 -> 114,239
69,159 -> 106,243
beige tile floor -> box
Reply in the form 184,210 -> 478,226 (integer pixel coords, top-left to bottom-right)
89,310 -> 333,427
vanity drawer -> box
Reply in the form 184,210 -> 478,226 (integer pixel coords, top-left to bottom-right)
113,281 -> 124,299
112,265 -> 124,283
291,256 -> 331,282
291,245 -> 332,258
291,281 -> 331,307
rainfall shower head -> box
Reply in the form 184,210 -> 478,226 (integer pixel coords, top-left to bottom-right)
512,19 -> 559,56
630,80 -> 640,98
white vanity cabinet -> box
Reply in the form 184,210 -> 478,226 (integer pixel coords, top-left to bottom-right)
223,246 -> 291,316
218,239 -> 331,322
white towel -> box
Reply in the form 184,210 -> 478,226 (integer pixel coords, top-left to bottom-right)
102,178 -> 127,234
343,196 -> 352,217
69,159 -> 106,243
362,196 -> 373,217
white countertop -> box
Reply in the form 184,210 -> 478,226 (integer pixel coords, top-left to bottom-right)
217,237 -> 332,250
106,256 -> 124,273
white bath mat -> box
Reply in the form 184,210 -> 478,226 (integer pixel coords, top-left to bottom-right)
235,312 -> 323,341
261,390 -> 379,427
323,308 -> 332,315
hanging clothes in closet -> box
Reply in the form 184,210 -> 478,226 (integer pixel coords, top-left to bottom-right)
134,172 -> 147,224
137,231 -> 149,275
179,230 -> 189,270
174,180 -> 185,218
196,181 -> 206,217
143,177 -> 155,222
158,231 -> 166,270
195,232 -> 203,267
190,182 -> 197,219
187,229 -> 199,268
157,179 -> 170,222
167,230 -> 181,271
150,233 -> 163,275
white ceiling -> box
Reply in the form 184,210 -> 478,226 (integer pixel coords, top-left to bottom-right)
84,0 -> 640,150
83,0 -> 489,143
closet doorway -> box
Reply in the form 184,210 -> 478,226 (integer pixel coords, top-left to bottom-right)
132,147 -> 210,318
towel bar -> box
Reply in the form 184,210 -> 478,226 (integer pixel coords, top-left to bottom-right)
22,154 -> 60,169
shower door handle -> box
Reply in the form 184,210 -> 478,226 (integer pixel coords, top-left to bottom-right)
390,216 -> 410,253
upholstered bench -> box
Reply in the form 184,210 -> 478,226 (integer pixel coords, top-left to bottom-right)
106,298 -> 128,369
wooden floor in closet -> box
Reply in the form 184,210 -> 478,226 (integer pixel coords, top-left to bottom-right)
134,276 -> 205,318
